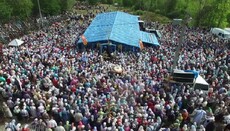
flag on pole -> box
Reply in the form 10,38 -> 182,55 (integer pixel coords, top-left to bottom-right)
139,39 -> 144,50
81,35 -> 88,46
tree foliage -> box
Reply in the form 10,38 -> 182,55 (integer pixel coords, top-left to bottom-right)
115,0 -> 230,27
60,0 -> 76,12
0,0 -> 230,27
7,0 -> 33,19
0,0 -> 76,22
122,0 -> 133,7
88,0 -> 99,5
227,13 -> 230,25
0,1 -> 13,22
38,0 -> 61,15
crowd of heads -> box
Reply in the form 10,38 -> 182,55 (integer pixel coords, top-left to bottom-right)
0,2 -> 230,131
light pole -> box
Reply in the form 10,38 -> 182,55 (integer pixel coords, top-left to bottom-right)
166,16 -> 192,90
37,0 -> 43,28
172,16 -> 192,72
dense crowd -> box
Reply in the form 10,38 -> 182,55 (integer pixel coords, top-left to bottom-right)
1,3 -> 230,131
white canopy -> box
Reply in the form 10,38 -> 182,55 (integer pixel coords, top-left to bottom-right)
195,75 -> 209,85
194,75 -> 209,91
8,39 -> 24,46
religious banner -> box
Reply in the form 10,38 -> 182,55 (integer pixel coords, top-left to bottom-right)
139,39 -> 144,50
81,35 -> 88,46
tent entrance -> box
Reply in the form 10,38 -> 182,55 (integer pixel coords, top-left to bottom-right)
99,43 -> 116,57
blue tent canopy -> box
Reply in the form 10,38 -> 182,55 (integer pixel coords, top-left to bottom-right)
78,11 -> 160,48
184,70 -> 199,78
140,31 -> 159,46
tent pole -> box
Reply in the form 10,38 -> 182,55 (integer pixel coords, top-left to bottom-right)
37,0 -> 43,28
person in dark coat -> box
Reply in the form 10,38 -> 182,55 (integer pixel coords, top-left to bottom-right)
205,121 -> 216,131
225,123 -> 230,131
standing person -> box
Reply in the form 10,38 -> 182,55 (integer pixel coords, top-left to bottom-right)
22,124 -> 30,131
30,102 -> 37,118
30,118 -> 39,130
5,120 -> 17,131
64,121 -> 71,131
190,107 -> 206,126
224,123 -> 230,131
55,122 -> 65,131
48,116 -> 58,130
20,106 -> 29,121
36,119 -> 47,131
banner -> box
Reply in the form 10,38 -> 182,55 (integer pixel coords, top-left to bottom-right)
139,40 -> 144,50
81,35 -> 88,46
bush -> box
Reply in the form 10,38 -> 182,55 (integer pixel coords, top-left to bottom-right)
134,10 -> 143,15
0,1 -> 13,22
167,9 -> 186,19
227,13 -> 230,25
167,11 -> 180,19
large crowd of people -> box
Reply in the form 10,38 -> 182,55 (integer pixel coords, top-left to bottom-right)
0,2 -> 230,131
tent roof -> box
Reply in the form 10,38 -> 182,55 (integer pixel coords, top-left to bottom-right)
195,75 -> 209,85
140,31 -> 159,46
78,11 -> 159,48
9,39 -> 24,46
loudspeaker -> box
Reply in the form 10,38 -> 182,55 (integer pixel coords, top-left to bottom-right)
172,77 -> 194,83
173,73 -> 195,78
172,72 -> 195,83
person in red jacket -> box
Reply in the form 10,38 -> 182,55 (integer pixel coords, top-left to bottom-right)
21,124 -> 30,131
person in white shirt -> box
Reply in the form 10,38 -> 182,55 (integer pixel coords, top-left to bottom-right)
48,117 -> 58,129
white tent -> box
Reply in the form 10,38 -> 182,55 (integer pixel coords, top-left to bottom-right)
193,75 -> 209,91
8,39 -> 24,46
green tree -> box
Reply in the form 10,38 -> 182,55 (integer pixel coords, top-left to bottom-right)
146,0 -> 155,12
194,0 -> 230,27
88,0 -> 99,5
0,1 -> 12,22
7,0 -> 33,19
227,13 -> 230,25
18,0 -> 34,18
195,5 -> 213,26
60,0 -> 76,12
134,0 -> 144,10
215,0 -> 230,27
154,0 -> 168,14
100,0 -> 107,4
165,0 -> 178,15
122,0 -> 133,7
39,0 -> 61,15
113,0 -> 122,6
106,0 -> 114,4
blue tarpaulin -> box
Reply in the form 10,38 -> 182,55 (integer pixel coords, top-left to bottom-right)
184,70 -> 199,78
140,31 -> 159,46
78,11 -> 159,48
